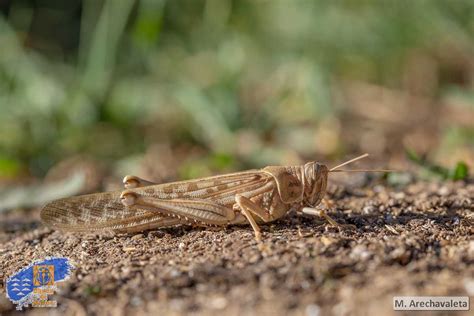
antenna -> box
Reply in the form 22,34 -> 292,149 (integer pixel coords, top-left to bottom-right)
329,153 -> 369,171
329,153 -> 395,173
330,169 -> 395,173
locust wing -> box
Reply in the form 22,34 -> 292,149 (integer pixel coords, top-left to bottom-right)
40,191 -> 182,233
125,170 -> 271,204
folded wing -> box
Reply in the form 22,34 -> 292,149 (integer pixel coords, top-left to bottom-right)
40,191 -> 182,232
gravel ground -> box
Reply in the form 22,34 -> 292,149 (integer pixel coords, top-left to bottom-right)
0,180 -> 473,315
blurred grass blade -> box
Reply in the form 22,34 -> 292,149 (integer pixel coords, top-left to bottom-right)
79,0 -> 135,96
451,161 -> 469,180
173,85 -> 234,152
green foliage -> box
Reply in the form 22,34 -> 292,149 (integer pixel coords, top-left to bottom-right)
406,148 -> 470,181
0,156 -> 22,178
0,1 -> 473,177
451,161 -> 469,181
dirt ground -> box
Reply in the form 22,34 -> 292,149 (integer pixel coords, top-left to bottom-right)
0,178 -> 473,316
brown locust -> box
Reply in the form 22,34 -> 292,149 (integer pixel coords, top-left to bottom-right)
41,154 -> 388,240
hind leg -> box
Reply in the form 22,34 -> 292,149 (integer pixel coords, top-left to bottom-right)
123,175 -> 158,189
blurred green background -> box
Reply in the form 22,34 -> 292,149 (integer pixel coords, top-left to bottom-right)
0,0 -> 473,183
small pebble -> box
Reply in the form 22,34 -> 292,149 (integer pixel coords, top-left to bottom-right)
131,234 -> 144,240
210,296 -> 228,310
321,236 -> 336,246
306,304 -> 321,316
463,278 -> 474,296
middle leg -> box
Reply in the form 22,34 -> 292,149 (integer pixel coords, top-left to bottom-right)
234,194 -> 273,241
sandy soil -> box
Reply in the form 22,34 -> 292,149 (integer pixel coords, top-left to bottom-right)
0,180 -> 473,316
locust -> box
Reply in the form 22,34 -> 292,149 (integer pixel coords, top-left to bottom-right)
41,154 -> 389,241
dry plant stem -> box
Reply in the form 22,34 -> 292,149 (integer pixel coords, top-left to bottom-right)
41,155 -> 381,241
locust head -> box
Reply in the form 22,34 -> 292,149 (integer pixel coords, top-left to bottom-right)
302,162 -> 329,207
301,154 -> 391,208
